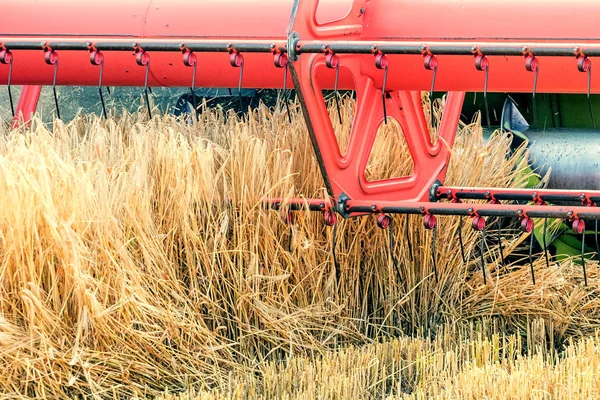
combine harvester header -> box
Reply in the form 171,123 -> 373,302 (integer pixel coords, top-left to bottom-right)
2,0 -> 600,285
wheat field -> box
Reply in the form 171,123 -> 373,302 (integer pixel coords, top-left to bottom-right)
0,95 -> 599,398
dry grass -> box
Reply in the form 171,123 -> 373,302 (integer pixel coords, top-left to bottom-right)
0,96 -> 598,398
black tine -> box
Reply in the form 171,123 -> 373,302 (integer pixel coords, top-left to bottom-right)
432,223 -> 439,283
147,86 -> 153,95
405,213 -> 413,262
288,224 -> 293,253
106,86 -> 111,95
333,221 -> 340,282
532,66 -> 539,126
283,63 -> 292,123
595,220 -> 600,262
237,60 -> 244,113
582,228 -> 588,286
382,64 -> 388,125
483,66 -> 491,127
528,229 -> 536,285
228,88 -> 233,96
480,226 -> 487,284
97,59 -> 107,119
429,65 -> 437,129
543,218 -> 550,269
7,57 -> 14,117
52,59 -> 60,120
334,63 -> 342,125
457,217 -> 466,263
497,218 -> 505,266
588,64 -> 596,128
190,61 -> 198,120
143,61 -> 152,118
388,217 -> 401,280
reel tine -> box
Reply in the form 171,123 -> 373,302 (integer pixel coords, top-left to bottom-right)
375,54 -> 389,125
475,55 -> 491,127
471,215 -> 487,284
274,53 -> 292,123
457,217 -> 466,263
405,213 -> 413,262
423,214 -> 438,283
183,50 -> 199,121
0,50 -> 15,117
424,54 -> 438,129
332,220 -> 340,282
543,217 -> 550,269
525,56 -> 539,126
326,53 -> 343,125
135,50 -> 152,118
520,217 -> 536,284
595,220 -> 600,262
497,218 -> 505,266
377,214 -> 401,280
229,51 -> 245,114
44,49 -> 60,120
573,219 -> 588,286
578,56 -> 595,128
90,50 -> 107,119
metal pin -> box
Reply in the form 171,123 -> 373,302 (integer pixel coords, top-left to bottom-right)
44,49 -> 60,120
543,217 -> 550,269
274,53 -> 292,123
423,214 -> 438,283
375,54 -> 389,124
521,217 -> 536,284
326,53 -> 342,124
405,213 -> 413,262
475,55 -> 491,127
332,221 -> 340,281
572,219 -> 588,286
577,56 -> 595,128
90,50 -> 107,118
0,50 -> 14,116
525,56 -> 539,126
229,52 -> 245,113
424,55 -> 438,129
183,50 -> 198,120
472,216 -> 487,284
457,217 -> 467,263
135,50 -> 152,118
497,218 -> 505,266
377,214 -> 400,279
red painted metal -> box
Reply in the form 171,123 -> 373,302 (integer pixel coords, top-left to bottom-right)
13,85 -> 42,126
3,0 -> 600,221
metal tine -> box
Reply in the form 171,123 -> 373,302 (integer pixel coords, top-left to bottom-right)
423,214 -> 439,283
135,50 -> 152,118
229,51 -> 245,113
0,49 -> 15,116
595,220 -> 600,262
90,50 -> 108,119
572,219 -> 588,286
332,220 -> 340,281
472,215 -> 487,284
274,53 -> 292,123
44,49 -> 60,120
475,55 -> 491,127
377,214 -> 401,280
525,55 -> 539,126
183,50 -> 199,121
405,213 -> 414,262
375,54 -> 389,124
520,217 -> 536,284
424,54 -> 438,129
325,53 -> 343,124
577,56 -> 596,128
497,218 -> 505,266
543,217 -> 551,269
457,217 -> 467,263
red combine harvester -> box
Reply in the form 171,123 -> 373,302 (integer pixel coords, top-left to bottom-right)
2,0 -> 600,284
